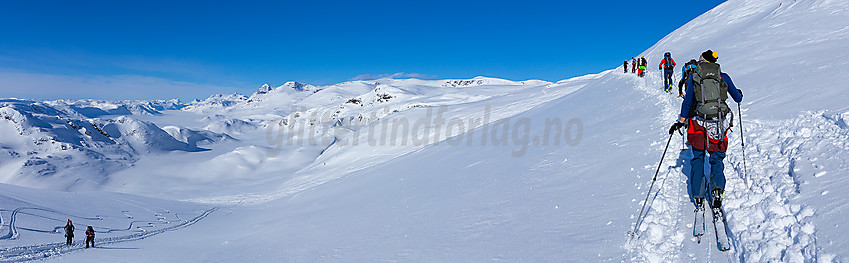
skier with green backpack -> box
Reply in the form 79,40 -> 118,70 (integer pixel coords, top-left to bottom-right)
668,50 -> 743,250
637,56 -> 647,77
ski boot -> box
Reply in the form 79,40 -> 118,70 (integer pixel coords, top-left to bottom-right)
711,189 -> 723,208
693,197 -> 706,239
694,197 -> 706,214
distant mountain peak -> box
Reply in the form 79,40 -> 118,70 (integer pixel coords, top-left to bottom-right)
255,84 -> 274,95
282,81 -> 314,92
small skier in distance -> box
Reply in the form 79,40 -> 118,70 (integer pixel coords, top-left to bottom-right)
631,57 -> 637,74
638,56 -> 647,77
64,219 -> 75,245
85,226 -> 95,248
624,60 -> 629,73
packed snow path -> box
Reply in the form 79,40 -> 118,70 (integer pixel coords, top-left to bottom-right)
625,70 -> 845,262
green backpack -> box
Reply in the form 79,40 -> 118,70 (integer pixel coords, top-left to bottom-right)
692,62 -> 730,119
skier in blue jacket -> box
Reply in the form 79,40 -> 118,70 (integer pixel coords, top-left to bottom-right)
677,59 -> 698,97
669,50 -> 742,209
678,65 -> 743,127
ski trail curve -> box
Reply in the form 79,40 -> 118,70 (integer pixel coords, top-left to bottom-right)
0,207 -> 104,241
0,209 -> 19,240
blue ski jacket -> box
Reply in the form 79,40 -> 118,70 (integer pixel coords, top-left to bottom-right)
681,63 -> 697,79
679,72 -> 743,119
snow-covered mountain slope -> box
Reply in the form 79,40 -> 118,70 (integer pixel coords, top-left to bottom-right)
44,99 -> 186,117
642,0 -> 849,119
98,77 -> 572,202
0,99 -> 216,191
629,0 -> 849,261
3,0 -> 849,262
1,76 -> 556,196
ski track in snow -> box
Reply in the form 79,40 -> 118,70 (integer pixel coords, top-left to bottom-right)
625,70 -> 844,262
0,190 -> 216,262
0,207 -> 215,262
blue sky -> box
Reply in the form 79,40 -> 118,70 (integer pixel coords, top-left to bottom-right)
0,1 -> 722,100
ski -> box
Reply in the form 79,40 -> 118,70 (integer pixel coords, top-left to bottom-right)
711,207 -> 732,251
693,206 -> 705,243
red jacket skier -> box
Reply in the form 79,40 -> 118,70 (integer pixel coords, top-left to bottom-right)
657,55 -> 677,70
658,52 -> 677,92
85,226 -> 96,248
63,220 -> 74,245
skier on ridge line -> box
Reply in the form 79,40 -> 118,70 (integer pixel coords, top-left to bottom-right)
631,57 -> 637,74
658,52 -> 677,92
638,56 -> 647,77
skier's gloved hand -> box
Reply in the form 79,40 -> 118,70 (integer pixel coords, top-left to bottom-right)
669,122 -> 686,135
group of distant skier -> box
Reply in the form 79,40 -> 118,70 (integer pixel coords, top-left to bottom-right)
63,220 -> 96,248
622,53 -> 686,93
623,56 -> 648,77
628,49 -> 744,251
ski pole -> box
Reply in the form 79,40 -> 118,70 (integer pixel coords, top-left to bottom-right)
681,122 -> 687,151
629,133 -> 674,242
737,103 -> 749,189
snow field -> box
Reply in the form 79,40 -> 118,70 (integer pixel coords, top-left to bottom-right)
0,183 -> 212,262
